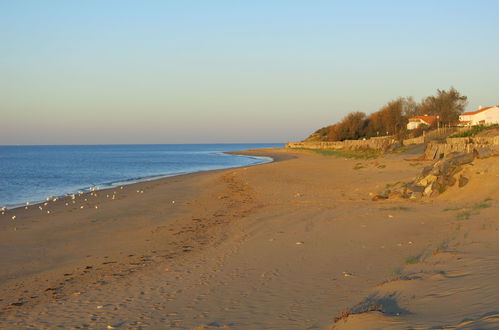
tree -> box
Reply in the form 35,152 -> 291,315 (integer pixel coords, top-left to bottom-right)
418,87 -> 468,125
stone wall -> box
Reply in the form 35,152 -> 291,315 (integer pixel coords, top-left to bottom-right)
424,136 -> 499,160
286,137 -> 397,151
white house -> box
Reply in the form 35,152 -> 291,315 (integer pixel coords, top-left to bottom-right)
407,115 -> 437,130
459,106 -> 499,126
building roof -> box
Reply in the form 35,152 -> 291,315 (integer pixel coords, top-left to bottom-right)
461,106 -> 498,116
408,115 -> 438,125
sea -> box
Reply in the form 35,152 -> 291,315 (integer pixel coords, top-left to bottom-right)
0,144 -> 282,208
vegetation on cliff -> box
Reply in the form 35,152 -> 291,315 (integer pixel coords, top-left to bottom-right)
306,88 -> 467,142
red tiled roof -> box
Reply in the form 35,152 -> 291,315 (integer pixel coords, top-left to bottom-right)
408,115 -> 438,125
461,106 -> 498,116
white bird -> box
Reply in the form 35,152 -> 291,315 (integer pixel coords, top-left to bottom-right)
11,215 -> 16,220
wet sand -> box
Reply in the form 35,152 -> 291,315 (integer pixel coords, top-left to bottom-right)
0,147 -> 498,329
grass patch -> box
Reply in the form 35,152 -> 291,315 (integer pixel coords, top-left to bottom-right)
472,198 -> 493,210
433,239 -> 449,254
291,147 -> 380,159
353,163 -> 365,170
456,211 -> 472,220
389,268 -> 402,276
449,124 -> 498,138
405,254 -> 426,265
377,164 -> 386,169
379,206 -> 412,211
443,206 -> 463,211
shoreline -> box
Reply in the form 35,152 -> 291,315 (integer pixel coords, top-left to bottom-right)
1,147 -> 498,328
1,149 -> 277,211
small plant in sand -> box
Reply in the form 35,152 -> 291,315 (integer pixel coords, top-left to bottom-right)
405,252 -> 427,265
456,211 -> 472,221
433,239 -> 450,255
353,163 -> 365,170
292,147 -> 380,159
389,267 -> 402,276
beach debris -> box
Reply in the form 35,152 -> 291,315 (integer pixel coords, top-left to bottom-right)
95,205 -> 98,209
172,201 -> 175,204
295,241 -> 304,245
11,215 -> 16,220
120,186 -> 123,189
44,202 -> 48,206
47,210 -> 50,214
38,206 -> 43,210
294,193 -> 302,198
342,271 -> 353,277
71,194 -> 76,200
80,206 -> 84,209
388,214 -> 394,218
65,203 -> 69,206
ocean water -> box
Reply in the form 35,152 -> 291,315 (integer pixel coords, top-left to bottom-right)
0,144 -> 282,208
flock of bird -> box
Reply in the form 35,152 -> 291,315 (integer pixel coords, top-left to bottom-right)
0,185 -> 150,222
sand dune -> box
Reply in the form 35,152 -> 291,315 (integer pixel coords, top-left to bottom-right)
0,148 -> 497,329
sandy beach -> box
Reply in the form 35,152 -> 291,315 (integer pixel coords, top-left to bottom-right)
0,147 -> 498,329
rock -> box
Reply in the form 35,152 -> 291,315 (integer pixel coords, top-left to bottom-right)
458,175 -> 469,188
446,152 -> 474,166
372,194 -> 389,201
423,184 -> 433,196
475,147 -> 492,159
418,175 -> 437,186
444,175 -> 456,187
410,192 -> 423,199
422,165 -> 434,177
407,185 -> 425,193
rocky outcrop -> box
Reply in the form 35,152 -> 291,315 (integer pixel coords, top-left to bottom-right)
373,152 -> 475,201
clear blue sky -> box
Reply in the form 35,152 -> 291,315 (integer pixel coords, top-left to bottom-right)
1,0 -> 498,144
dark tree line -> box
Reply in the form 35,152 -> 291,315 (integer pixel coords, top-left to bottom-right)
307,88 -> 467,142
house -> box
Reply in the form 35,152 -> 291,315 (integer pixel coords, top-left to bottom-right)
407,115 -> 438,130
459,106 -> 499,126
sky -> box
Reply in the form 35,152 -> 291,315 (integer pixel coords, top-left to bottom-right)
1,1 -> 498,145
